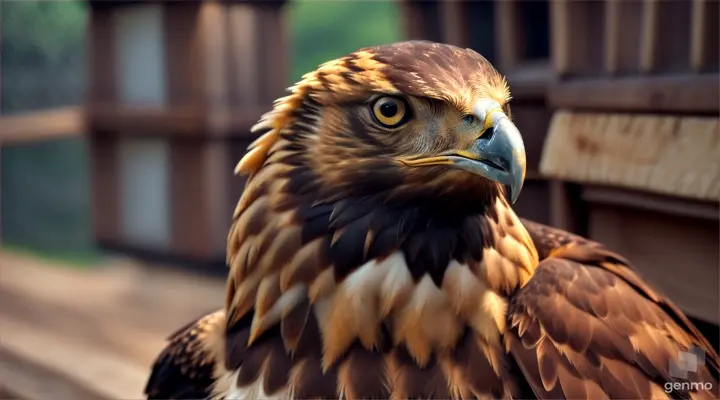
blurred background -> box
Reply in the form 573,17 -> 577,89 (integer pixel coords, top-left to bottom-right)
0,1 -> 717,398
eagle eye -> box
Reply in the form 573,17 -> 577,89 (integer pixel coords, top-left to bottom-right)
461,114 -> 476,125
371,96 -> 409,129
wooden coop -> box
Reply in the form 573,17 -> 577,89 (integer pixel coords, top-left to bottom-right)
401,0 -> 720,335
401,0 -> 555,225
85,0 -> 288,269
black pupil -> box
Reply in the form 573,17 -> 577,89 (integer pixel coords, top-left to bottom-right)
379,101 -> 398,118
463,115 -> 475,124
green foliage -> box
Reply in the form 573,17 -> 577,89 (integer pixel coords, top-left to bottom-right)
1,1 -> 91,262
2,1 -> 87,72
287,0 -> 402,82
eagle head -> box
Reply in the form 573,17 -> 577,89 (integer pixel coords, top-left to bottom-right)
237,40 -> 525,216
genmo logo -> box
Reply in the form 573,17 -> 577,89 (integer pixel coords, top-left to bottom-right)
664,345 -> 714,394
664,381 -> 714,393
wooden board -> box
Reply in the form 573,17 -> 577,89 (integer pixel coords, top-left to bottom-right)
0,108 -> 82,144
541,110 -> 720,201
548,73 -> 720,113
0,250 -> 225,400
587,202 -> 719,324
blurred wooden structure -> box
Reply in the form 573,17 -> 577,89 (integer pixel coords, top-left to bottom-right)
401,0 -> 554,224
541,0 -> 719,328
85,0 -> 288,268
401,0 -> 720,331
0,250 -> 223,400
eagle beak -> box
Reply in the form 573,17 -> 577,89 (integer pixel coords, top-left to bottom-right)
398,100 -> 527,203
454,100 -> 527,203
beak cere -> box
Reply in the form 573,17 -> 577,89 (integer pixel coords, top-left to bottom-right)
396,99 -> 527,203
445,100 -> 526,203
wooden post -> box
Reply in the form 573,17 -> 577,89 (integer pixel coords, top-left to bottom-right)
85,0 -> 288,268
494,0 -> 521,72
0,0 -> 4,243
690,0 -> 720,72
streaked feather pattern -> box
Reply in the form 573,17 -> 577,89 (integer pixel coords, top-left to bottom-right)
145,41 -> 719,400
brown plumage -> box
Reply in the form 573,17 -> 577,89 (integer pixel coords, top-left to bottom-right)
145,41 -> 719,400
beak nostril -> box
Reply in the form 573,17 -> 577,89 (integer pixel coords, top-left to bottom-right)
480,127 -> 496,141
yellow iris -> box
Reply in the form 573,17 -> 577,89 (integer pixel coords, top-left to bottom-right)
372,96 -> 407,128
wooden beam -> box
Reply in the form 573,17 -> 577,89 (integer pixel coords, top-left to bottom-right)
505,62 -> 552,100
1,316 -> 148,400
549,180 -> 584,234
164,1 -> 204,109
550,0 -> 605,76
641,0 -> 692,73
494,0 -> 521,72
0,108 -> 83,144
87,3 -> 117,106
86,105 -> 267,137
86,106 -> 203,136
582,185 -> 719,222
550,0 -> 570,75
0,250 -> 225,400
0,345 -> 110,400
691,0 -> 720,73
548,74 -> 720,114
227,4 -> 260,107
604,0 -> 643,75
0,0 -> 4,244
440,0 -> 466,47
255,3 -> 287,104
639,0 -> 659,73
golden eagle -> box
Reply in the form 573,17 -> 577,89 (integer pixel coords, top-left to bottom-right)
145,41 -> 719,400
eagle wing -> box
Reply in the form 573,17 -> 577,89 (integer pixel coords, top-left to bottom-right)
145,310 -> 225,399
508,221 -> 719,399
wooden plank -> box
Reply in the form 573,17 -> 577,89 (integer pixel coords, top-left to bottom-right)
89,136 -> 120,248
0,250 -> 225,400
399,0 -> 442,42
542,111 -> 720,201
255,4 -> 288,105
494,0 -> 521,72
505,62 -> 552,100
227,4 -> 260,107
86,105 -> 204,136
691,0 -> 720,73
0,345 -> 109,400
587,204 -> 719,324
87,4 -> 117,106
604,0 -> 643,75
510,104 -> 552,172
548,73 -> 720,113
169,140 -> 231,260
641,0 -> 692,73
399,0 -> 423,40
550,0 -> 605,76
0,108 -> 83,144
440,0 -> 467,48
583,185 -> 719,221
640,0 -> 659,73
164,1 -> 204,109
86,105 -> 268,138
549,180 -> 575,232
550,0 -> 570,74
0,0 -> 4,244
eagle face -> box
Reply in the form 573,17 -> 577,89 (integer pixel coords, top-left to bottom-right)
242,41 -> 526,214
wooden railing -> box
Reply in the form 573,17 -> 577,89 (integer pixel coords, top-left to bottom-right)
0,107 -> 84,144
550,0 -> 720,113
